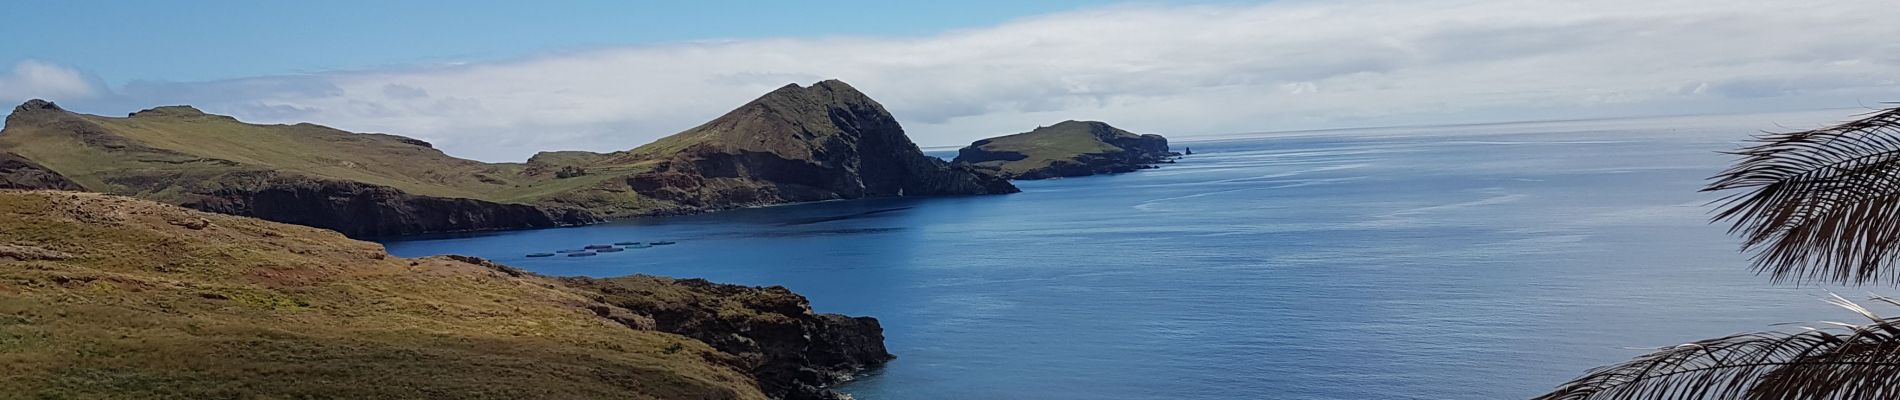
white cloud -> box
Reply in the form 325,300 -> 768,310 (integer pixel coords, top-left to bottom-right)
0,61 -> 98,105
40,0 -> 1900,161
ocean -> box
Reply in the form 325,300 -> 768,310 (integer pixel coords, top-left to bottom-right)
384,111 -> 1858,399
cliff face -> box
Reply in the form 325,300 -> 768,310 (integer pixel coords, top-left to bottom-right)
0,151 -> 78,190
954,120 -> 1179,180
619,80 -> 1017,212
0,80 -> 1013,237
180,172 -> 596,238
0,190 -> 887,400
564,276 -> 893,400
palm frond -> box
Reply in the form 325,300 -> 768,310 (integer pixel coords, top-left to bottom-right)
1705,106 -> 1900,285
1537,295 -> 1900,400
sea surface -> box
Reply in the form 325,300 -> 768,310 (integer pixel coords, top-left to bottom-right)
384,111 -> 1865,399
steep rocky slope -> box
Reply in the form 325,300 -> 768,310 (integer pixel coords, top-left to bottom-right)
0,190 -> 886,399
0,151 -> 77,190
0,80 -> 1015,237
953,120 -> 1179,180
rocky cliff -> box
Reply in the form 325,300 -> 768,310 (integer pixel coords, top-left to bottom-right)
564,276 -> 893,400
180,171 -> 597,238
0,190 -> 886,399
0,151 -> 78,190
954,120 -> 1179,180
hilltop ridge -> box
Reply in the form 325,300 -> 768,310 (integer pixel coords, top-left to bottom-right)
0,80 -> 1016,237
954,120 -> 1178,179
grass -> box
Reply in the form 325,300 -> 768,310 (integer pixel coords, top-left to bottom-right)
0,106 -> 672,216
962,120 -> 1134,175
0,190 -> 767,399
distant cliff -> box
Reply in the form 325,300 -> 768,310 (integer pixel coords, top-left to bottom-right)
0,80 -> 1015,237
954,120 -> 1179,180
0,190 -> 887,400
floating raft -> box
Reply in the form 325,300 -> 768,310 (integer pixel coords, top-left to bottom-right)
650,241 -> 678,245
583,244 -> 614,250
596,247 -> 625,253
555,249 -> 587,253
613,241 -> 642,246
623,243 -> 652,248
525,253 -> 555,258
566,252 -> 598,257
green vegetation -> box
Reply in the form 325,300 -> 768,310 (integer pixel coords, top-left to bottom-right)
0,190 -> 766,399
958,120 -> 1130,175
953,120 -> 1174,180
0,103 -> 669,216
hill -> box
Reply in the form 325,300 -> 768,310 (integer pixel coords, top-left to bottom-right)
952,120 -> 1178,180
0,80 -> 1016,237
0,189 -> 887,399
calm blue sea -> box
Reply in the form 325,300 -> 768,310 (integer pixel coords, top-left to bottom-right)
384,111 -> 1860,399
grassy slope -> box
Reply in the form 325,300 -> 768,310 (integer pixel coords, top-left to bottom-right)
0,190 -> 765,399
964,121 -> 1131,175
0,106 -> 663,214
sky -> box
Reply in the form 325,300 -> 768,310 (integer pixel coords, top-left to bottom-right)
3,0 -> 1898,161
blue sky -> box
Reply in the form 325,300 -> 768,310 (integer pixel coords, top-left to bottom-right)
4,0 -> 1898,161
1,1 -> 1143,85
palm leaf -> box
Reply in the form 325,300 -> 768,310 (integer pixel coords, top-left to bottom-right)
1705,106 -> 1900,285
1536,295 -> 1900,400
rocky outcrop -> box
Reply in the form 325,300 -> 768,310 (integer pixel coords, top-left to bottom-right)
563,276 -> 893,400
180,172 -> 595,238
954,120 -> 1180,180
0,151 -> 79,190
621,80 -> 1017,212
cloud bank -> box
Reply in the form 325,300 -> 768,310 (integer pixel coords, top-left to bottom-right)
7,0 -> 1899,161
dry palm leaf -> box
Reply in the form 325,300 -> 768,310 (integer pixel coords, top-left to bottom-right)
1706,107 -> 1900,285
1537,295 -> 1900,400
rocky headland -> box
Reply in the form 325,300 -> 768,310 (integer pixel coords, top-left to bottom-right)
0,189 -> 885,399
953,120 -> 1179,180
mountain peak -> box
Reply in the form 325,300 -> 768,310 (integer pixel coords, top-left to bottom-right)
129,105 -> 210,118
759,79 -> 867,101
12,99 -> 63,115
810,78 -> 858,92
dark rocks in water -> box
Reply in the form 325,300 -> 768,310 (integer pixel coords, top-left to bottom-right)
620,80 -> 1017,213
564,275 -> 894,400
953,120 -> 1181,180
180,172 -> 597,239
0,151 -> 80,190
